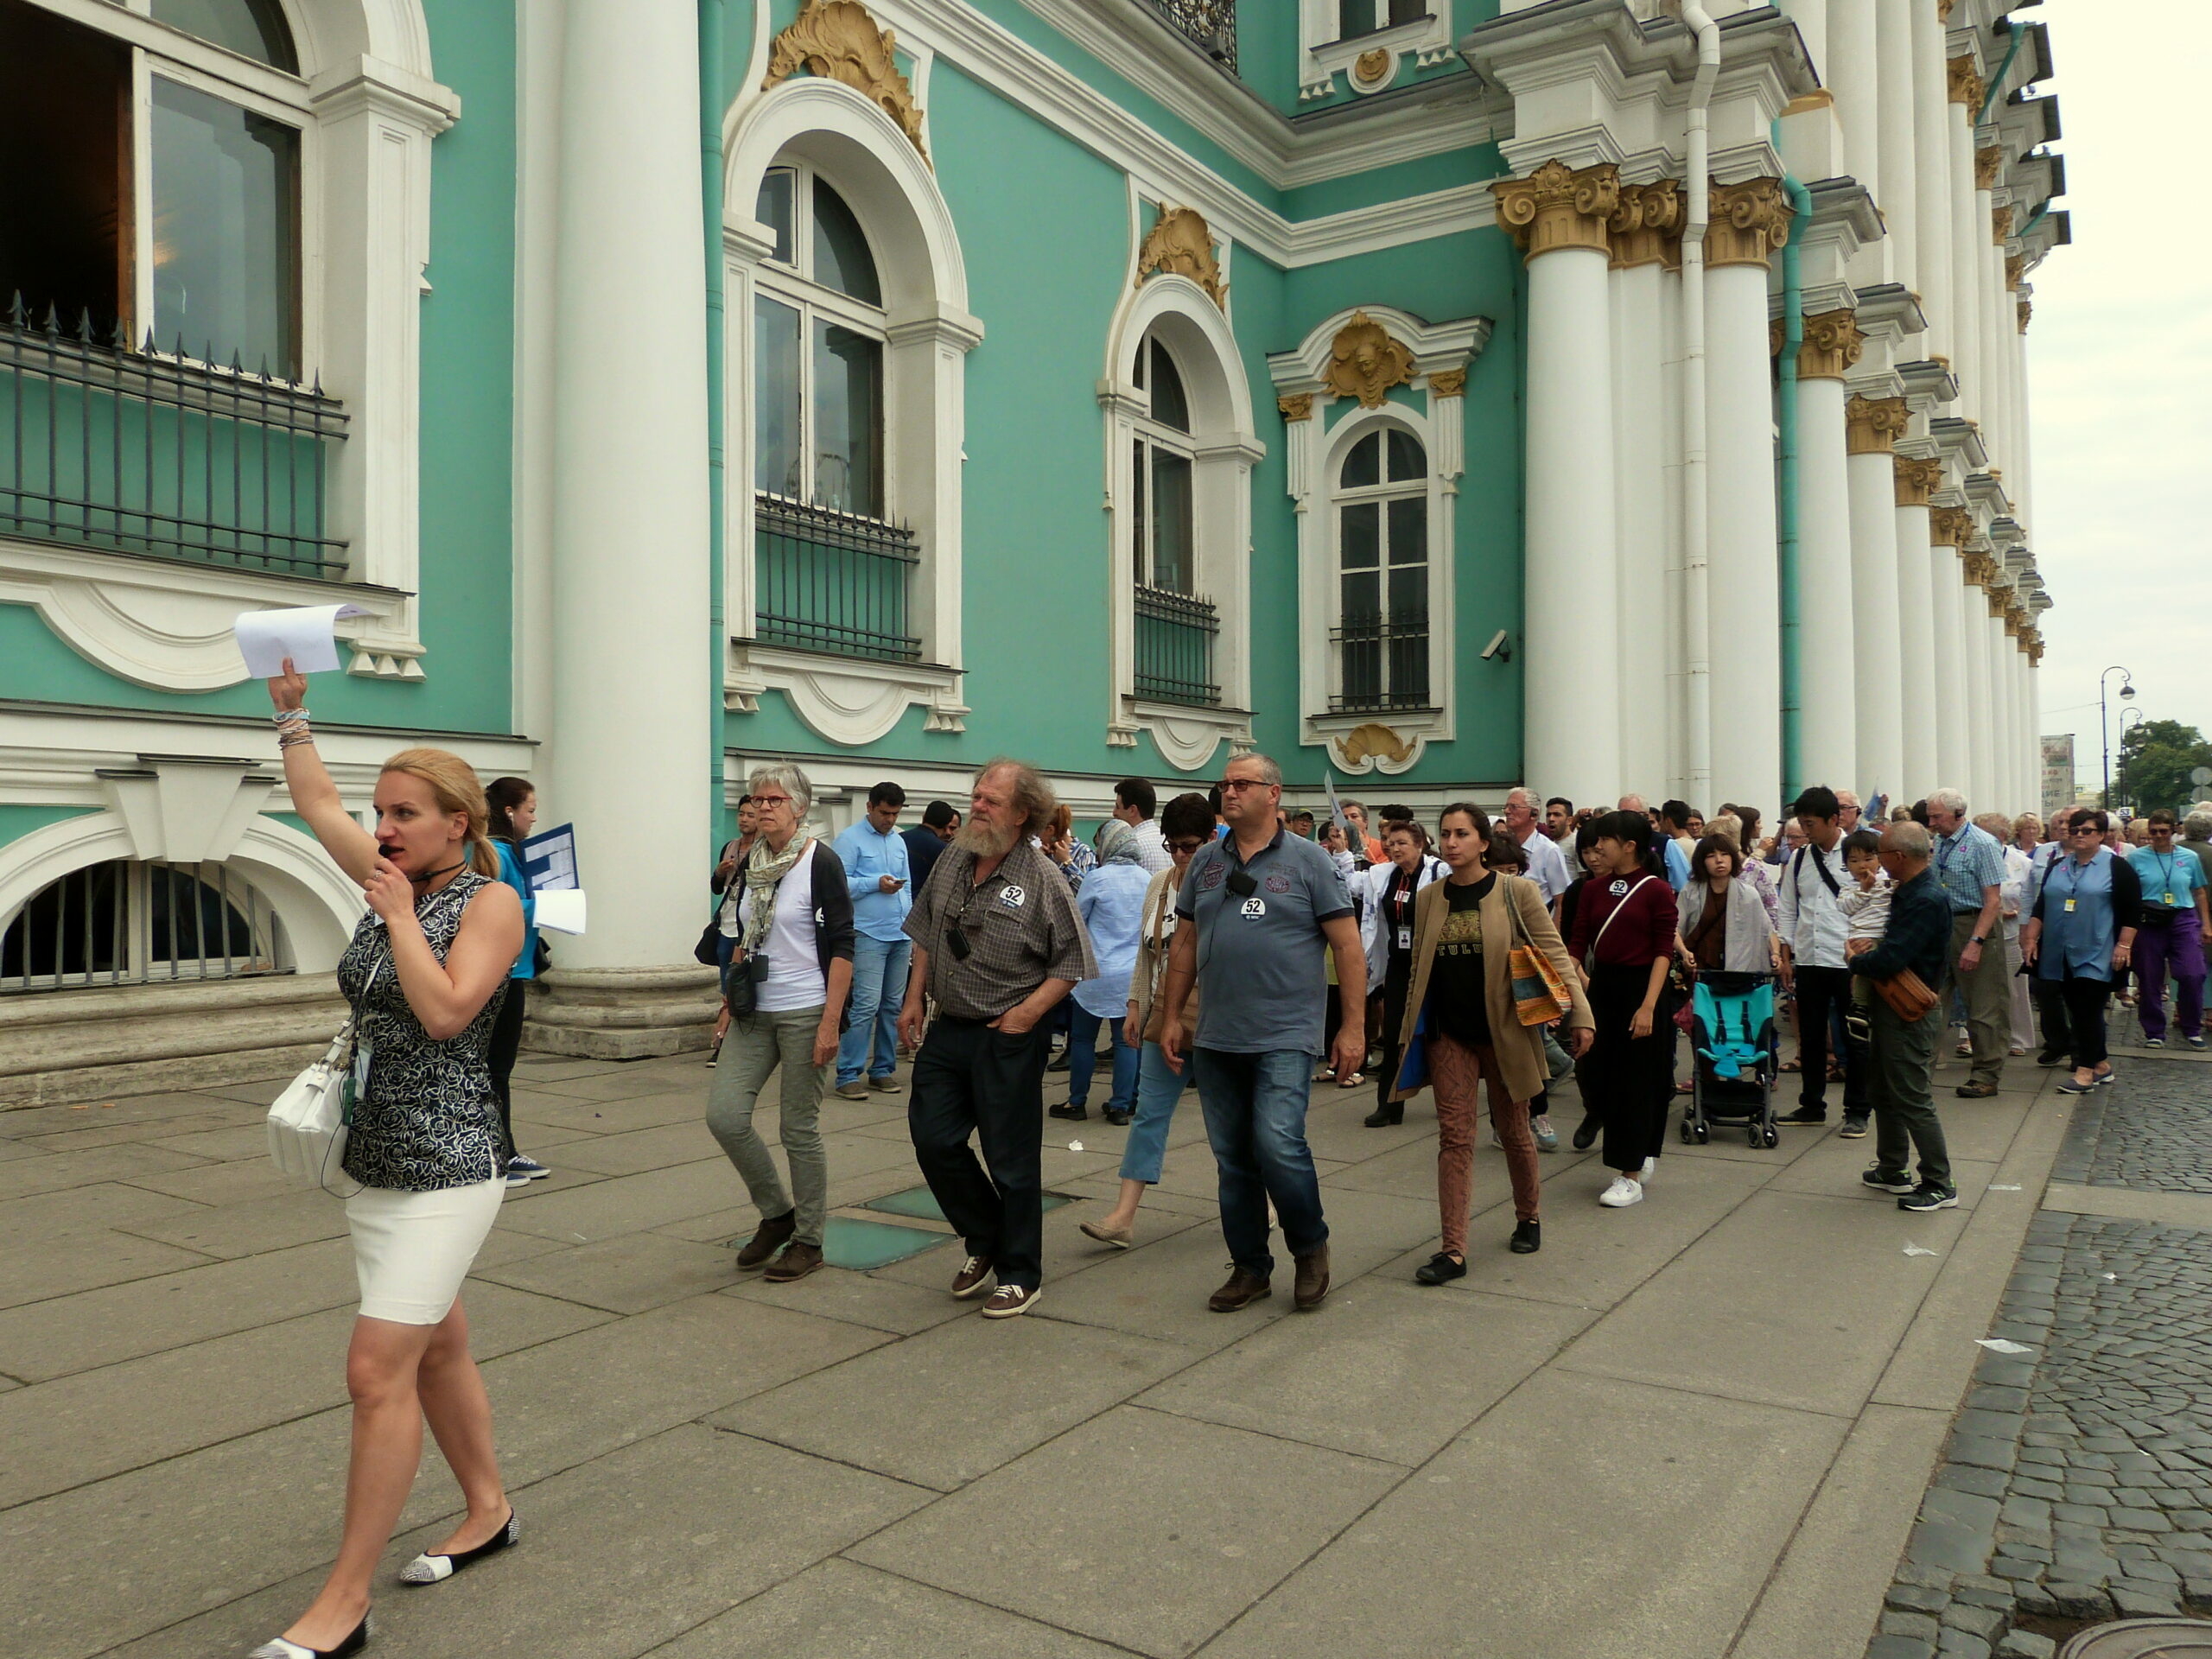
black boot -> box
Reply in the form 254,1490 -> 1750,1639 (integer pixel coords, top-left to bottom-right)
1363,1103 -> 1403,1128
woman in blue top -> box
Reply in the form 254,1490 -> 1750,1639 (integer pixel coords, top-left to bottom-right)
1053,821 -> 1149,1123
2022,809 -> 2142,1095
484,778 -> 546,1182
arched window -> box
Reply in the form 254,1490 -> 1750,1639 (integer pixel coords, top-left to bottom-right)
2,858 -> 289,993
1131,333 -> 1215,706
1332,424 -> 1430,713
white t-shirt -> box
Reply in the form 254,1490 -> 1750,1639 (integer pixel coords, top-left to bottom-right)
753,843 -> 829,1013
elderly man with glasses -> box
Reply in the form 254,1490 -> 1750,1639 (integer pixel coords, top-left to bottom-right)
1158,753 -> 1366,1314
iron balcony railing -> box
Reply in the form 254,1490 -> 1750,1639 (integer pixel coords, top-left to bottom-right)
1331,611 -> 1433,715
1,298 -> 348,578
1134,583 -> 1220,708
1139,0 -> 1236,71
752,493 -> 922,664
1,858 -> 289,995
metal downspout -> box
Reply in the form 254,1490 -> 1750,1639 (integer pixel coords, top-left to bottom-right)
1977,21 -> 2024,126
700,0 -> 727,840
1776,132 -> 1811,805
1679,1 -> 1720,802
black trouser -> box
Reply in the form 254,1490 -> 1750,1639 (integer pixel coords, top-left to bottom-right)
1584,964 -> 1674,1173
1793,965 -> 1867,1117
2033,976 -> 2071,1057
486,976 -> 527,1162
909,1015 -> 1051,1290
2048,972 -> 2113,1071
1375,965 -> 1410,1113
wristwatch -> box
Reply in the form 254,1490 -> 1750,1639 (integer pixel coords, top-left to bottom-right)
1970,934 -> 1987,946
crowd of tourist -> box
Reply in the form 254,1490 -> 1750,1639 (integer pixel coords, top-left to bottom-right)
243,652 -> 2212,1659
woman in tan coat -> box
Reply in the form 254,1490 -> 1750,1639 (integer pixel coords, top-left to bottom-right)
1392,804 -> 1592,1278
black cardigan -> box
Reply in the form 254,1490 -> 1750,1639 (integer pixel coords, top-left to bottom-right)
728,839 -> 856,1022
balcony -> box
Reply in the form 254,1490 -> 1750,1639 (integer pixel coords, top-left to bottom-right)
1139,0 -> 1236,72
1,300 -> 348,579
753,493 -> 922,664
1135,583 -> 1220,708
1330,611 -> 1433,715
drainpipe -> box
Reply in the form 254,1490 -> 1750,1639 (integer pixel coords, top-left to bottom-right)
1976,20 -> 2024,126
1679,1 -> 1720,803
1775,130 -> 1811,805
699,0 -> 727,836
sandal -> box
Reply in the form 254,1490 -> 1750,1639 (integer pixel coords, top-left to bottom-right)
1779,1058 -> 1802,1074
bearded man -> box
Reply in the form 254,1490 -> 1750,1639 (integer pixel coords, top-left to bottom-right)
897,760 -> 1096,1319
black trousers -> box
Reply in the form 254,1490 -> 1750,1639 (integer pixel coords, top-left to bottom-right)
909,1015 -> 1051,1290
1374,967 -> 1410,1113
1584,965 -> 1674,1173
2033,976 -> 2071,1057
486,976 -> 526,1162
1793,965 -> 1867,1116
2046,972 -> 2113,1071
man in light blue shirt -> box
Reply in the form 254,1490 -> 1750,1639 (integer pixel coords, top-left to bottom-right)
1927,787 -> 2009,1096
831,781 -> 913,1098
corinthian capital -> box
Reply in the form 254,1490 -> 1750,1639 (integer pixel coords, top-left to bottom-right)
1797,309 -> 1866,380
1707,178 -> 1794,270
1929,505 -> 1975,549
1847,395 -> 1910,455
1894,456 -> 1944,507
1975,147 -> 2003,193
1492,159 -> 1622,260
1946,56 -> 1985,110
1609,180 -> 1683,270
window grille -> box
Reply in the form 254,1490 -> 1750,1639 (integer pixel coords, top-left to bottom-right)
1140,0 -> 1237,70
1134,583 -> 1221,708
1,859 -> 290,994
752,493 -> 921,664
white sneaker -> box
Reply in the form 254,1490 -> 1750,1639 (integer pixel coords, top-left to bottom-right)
1599,1174 -> 1644,1208
1640,1157 -> 1657,1183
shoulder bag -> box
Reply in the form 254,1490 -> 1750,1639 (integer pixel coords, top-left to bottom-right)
266,957 -> 378,1197
1503,881 -> 1574,1027
1872,967 -> 1941,1023
1581,875 -> 1655,976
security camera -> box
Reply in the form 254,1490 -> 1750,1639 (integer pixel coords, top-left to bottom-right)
1481,629 -> 1512,663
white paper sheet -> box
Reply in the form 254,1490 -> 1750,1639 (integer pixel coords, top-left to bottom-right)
1974,1338 -> 2034,1355
533,889 -> 588,935
233,604 -> 369,677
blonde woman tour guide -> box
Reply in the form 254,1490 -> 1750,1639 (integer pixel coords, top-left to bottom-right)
259,661 -> 525,1659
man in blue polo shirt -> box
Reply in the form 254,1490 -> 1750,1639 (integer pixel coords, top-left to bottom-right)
1926,787 -> 2009,1098
1158,753 -> 1366,1315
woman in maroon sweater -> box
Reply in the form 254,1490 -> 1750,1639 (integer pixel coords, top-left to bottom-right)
1567,810 -> 1680,1208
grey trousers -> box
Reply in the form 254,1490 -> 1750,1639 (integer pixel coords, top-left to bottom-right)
1868,995 -> 1951,1192
1943,912 -> 2012,1089
705,1005 -> 829,1247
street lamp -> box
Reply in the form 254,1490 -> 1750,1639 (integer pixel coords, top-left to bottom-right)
2100,665 -> 2136,808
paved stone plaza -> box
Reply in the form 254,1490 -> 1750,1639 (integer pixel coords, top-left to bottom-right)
0,1039 -> 2126,1658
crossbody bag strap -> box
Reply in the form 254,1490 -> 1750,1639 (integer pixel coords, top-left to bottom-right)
1588,874 -> 1654,957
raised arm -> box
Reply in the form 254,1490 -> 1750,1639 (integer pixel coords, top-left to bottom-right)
267,662 -> 380,885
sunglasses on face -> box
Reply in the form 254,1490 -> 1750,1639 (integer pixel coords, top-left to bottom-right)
1166,838 -> 1206,855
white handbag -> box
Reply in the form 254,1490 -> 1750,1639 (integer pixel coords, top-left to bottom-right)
267,959 -> 378,1195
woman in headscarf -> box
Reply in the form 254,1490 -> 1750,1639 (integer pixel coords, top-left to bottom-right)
1052,819 -> 1150,1123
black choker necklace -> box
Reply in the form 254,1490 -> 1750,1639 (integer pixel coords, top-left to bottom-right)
409,861 -> 465,887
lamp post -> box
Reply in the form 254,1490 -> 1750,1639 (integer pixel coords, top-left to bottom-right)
2100,664 -> 2136,808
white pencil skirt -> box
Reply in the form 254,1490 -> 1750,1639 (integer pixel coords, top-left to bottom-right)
345,1178 -> 505,1325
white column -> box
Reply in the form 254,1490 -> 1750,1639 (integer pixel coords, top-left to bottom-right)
1927,524 -> 1971,792
1913,1 -> 1953,365
1498,162 -> 1622,809
1961,575 -> 1993,807
1831,0 -> 1886,284
1948,85 -> 1982,427
1611,200 -> 1674,800
1706,183 -> 1788,813
1847,399 -> 1905,799
2013,308 -> 2035,537
1980,194 -> 2009,471
1877,0 -> 1918,294
545,0 -> 712,971
1896,482 -> 1938,798
1796,328 -> 1857,793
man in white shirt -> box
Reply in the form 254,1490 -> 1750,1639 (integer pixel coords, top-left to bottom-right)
1107,777 -> 1173,874
1777,785 -> 1866,1133
1503,788 -> 1573,904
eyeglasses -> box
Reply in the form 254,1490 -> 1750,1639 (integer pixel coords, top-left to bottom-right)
2068,825 -> 2101,836
1217,778 -> 1268,793
1166,838 -> 1207,855
753,794 -> 792,809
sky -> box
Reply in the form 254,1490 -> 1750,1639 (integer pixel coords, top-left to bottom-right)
2018,0 -> 2212,791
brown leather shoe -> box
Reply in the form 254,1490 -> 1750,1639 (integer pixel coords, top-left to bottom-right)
950,1254 -> 995,1299
733,1211 -> 796,1270
1207,1267 -> 1272,1313
1955,1082 -> 1999,1099
1293,1245 -> 1332,1311
763,1240 -> 823,1282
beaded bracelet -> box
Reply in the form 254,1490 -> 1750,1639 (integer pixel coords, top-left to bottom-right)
272,707 -> 310,728
278,730 -> 317,749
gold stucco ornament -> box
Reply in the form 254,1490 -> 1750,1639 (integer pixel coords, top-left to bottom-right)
1323,312 -> 1415,410
1338,723 -> 1414,768
1136,205 -> 1227,309
765,0 -> 930,166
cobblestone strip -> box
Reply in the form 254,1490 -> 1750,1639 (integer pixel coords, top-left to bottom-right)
2049,1059 -> 2212,1194
1869,1209 -> 2212,1659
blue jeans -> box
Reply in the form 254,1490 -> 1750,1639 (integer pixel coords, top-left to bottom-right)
1192,1047 -> 1329,1278
836,935 -> 911,1086
1119,1039 -> 1193,1185
1065,1007 -> 1138,1113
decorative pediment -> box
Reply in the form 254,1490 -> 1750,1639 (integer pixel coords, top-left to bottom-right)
764,0 -> 929,165
1136,206 -> 1227,310
1323,313 -> 1416,410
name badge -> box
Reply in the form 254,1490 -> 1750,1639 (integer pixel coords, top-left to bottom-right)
999,885 -> 1027,910
1395,926 -> 1412,951
1241,897 -> 1268,919
2164,892 -> 2177,906
2063,898 -> 2077,912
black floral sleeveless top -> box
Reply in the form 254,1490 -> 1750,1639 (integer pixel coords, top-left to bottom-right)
335,870 -> 505,1192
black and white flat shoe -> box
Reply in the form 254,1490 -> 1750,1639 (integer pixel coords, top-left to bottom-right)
399,1510 -> 518,1585
248,1613 -> 369,1658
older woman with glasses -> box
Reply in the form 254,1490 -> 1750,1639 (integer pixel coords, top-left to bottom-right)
2023,810 -> 2142,1094
709,765 -> 855,1284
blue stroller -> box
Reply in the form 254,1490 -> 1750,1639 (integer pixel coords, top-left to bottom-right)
1680,970 -> 1780,1148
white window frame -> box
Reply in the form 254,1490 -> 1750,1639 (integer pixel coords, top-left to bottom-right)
1268,304 -> 1489,775
1298,0 -> 1456,101
1330,422 -> 1433,718
724,75 -> 982,747
1101,261 -> 1262,775
0,0 -> 456,689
